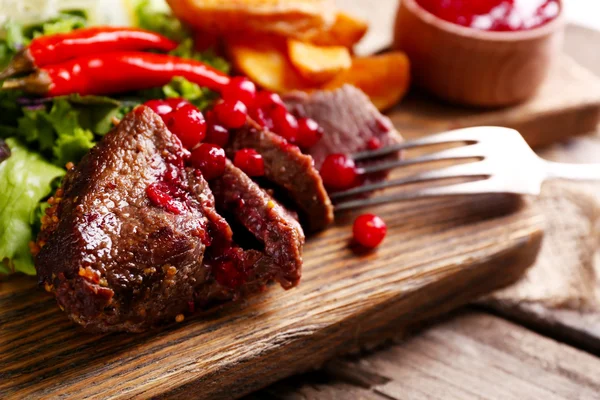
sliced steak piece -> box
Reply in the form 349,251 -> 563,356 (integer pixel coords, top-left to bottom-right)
210,160 -> 305,289
35,106 -> 302,333
228,125 -> 334,232
36,106 -> 216,332
284,85 -> 403,169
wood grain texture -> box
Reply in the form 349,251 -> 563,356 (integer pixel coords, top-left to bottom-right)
248,10 -> 600,400
3,4 -> 598,399
0,194 -> 543,399
387,54 -> 600,148
256,312 -> 600,399
251,20 -> 600,400
478,24 -> 600,356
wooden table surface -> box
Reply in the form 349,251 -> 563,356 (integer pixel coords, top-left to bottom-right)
249,8 -> 600,400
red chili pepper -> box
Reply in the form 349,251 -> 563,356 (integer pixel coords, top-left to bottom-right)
0,27 -> 178,80
2,52 -> 231,97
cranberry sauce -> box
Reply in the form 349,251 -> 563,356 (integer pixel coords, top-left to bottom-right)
202,211 -> 254,290
145,164 -> 191,215
416,0 -> 561,32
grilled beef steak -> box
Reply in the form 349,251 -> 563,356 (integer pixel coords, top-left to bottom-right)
228,125 -> 334,232
285,85 -> 403,169
210,160 -> 304,288
36,106 -> 303,332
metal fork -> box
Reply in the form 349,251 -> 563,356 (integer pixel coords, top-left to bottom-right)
333,126 -> 600,211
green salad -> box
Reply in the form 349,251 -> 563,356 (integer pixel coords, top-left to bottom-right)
0,1 -> 230,275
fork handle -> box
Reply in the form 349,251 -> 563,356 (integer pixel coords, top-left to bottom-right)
544,161 -> 600,181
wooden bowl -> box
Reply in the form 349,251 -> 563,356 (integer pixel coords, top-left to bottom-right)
393,0 -> 565,107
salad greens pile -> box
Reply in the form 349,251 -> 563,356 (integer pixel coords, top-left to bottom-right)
0,2 -> 230,276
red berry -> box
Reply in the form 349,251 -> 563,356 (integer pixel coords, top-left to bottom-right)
254,91 -> 285,113
205,124 -> 230,147
166,97 -> 190,111
296,117 -> 323,149
204,110 -> 230,147
234,148 -> 265,177
320,154 -> 359,191
249,107 -> 271,129
214,100 -> 248,129
252,91 -> 286,131
367,137 -> 382,150
271,108 -> 299,142
167,104 -> 206,150
190,143 -> 226,180
144,100 -> 173,123
353,214 -> 387,249
223,77 -> 257,107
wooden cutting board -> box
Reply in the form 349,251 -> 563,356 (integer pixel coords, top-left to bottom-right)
8,24 -> 600,400
390,54 -> 600,148
7,51 -> 600,400
0,192 -> 543,399
4,53 -> 600,400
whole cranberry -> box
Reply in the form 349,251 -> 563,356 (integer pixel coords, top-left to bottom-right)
190,143 -> 226,180
167,104 -> 206,150
319,154 -> 359,191
254,91 -> 285,114
234,148 -> 265,177
353,214 -> 387,249
249,107 -> 271,130
204,110 -> 230,147
144,100 -> 173,123
205,124 -> 230,147
214,100 -> 248,129
222,77 -> 257,108
271,108 -> 299,143
296,117 -> 323,149
166,97 -> 190,111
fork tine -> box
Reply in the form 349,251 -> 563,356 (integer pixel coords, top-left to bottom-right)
359,143 -> 484,175
332,161 -> 491,200
334,179 -> 515,212
351,128 -> 488,161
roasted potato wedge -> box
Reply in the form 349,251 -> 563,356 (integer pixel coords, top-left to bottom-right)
324,53 -> 411,111
167,0 -> 336,39
228,36 -> 313,93
309,12 -> 369,48
288,40 -> 352,84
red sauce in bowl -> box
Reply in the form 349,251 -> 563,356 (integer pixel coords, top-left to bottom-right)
415,0 -> 561,32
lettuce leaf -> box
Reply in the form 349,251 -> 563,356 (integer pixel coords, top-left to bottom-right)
0,12 -> 87,69
29,11 -> 87,37
0,4 -> 233,275
170,39 -> 230,74
13,98 -> 113,166
134,0 -> 189,42
0,138 -> 65,276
